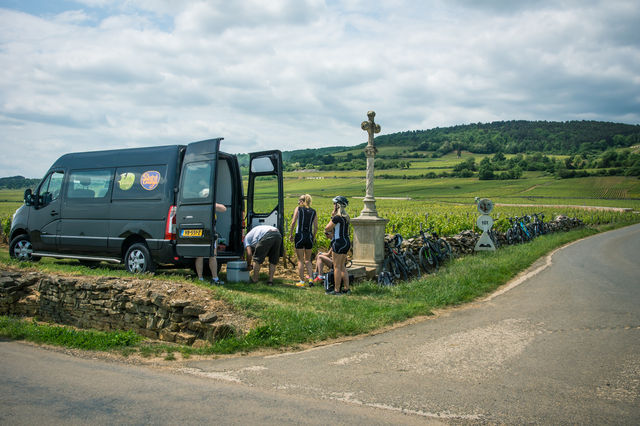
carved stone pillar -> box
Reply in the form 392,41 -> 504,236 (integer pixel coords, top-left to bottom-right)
351,111 -> 387,275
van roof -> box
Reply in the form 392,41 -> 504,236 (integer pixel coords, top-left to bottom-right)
51,145 -> 184,170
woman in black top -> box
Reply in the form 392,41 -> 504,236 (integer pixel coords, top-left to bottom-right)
324,195 -> 351,295
289,194 -> 317,286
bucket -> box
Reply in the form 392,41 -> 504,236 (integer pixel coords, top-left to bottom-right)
226,261 -> 250,282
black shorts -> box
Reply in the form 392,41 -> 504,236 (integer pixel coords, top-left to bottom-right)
294,232 -> 313,250
252,231 -> 282,265
331,238 -> 351,255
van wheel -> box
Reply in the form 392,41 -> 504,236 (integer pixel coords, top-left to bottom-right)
125,243 -> 156,274
9,234 -> 41,262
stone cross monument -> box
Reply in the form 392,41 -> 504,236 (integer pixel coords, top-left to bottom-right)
351,111 -> 388,276
360,111 -> 381,216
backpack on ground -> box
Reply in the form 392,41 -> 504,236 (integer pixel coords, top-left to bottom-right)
377,271 -> 394,286
324,271 -> 355,293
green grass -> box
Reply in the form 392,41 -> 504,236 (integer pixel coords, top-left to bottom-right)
0,316 -> 142,350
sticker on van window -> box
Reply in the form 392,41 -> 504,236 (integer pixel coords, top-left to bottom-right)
118,172 -> 136,191
140,171 -> 161,191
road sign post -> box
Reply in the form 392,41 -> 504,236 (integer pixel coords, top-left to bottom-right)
474,198 -> 496,251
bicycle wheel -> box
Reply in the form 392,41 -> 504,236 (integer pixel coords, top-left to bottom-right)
403,252 -> 421,279
383,256 -> 403,283
436,239 -> 452,263
418,245 -> 436,273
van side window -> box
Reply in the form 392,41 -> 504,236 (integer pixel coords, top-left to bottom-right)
38,171 -> 64,205
181,162 -> 212,201
66,169 -> 113,200
113,165 -> 167,200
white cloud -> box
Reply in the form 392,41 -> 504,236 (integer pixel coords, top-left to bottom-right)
0,0 -> 639,178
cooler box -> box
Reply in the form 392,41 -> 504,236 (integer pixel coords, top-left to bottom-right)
226,261 -> 250,282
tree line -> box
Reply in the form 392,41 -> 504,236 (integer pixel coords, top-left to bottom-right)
284,120 -> 640,178
0,176 -> 41,190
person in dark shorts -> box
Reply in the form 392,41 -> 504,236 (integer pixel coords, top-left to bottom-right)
324,195 -> 351,295
244,225 -> 282,285
289,194 -> 317,287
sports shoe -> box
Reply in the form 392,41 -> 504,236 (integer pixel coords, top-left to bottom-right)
295,281 -> 306,287
341,289 -> 351,295
212,278 -> 224,285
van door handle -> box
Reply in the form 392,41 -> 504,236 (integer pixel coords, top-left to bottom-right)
50,210 -> 58,216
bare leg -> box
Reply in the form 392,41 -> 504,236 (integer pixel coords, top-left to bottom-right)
316,254 -> 332,276
268,263 -> 277,282
304,248 -> 313,279
251,261 -> 261,282
195,257 -> 204,279
295,248 -> 305,281
332,252 -> 346,292
208,257 -> 218,280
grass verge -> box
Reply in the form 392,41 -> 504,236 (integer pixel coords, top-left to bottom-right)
0,223 -> 631,357
0,316 -> 142,350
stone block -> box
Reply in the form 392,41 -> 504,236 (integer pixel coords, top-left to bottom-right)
169,299 -> 190,309
175,332 -> 196,345
150,293 -> 165,306
136,304 -> 156,314
199,312 -> 218,324
159,329 -> 176,342
183,305 -> 205,317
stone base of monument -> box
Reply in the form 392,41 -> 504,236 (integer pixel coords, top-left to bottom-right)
350,215 -> 388,274
347,265 -> 367,282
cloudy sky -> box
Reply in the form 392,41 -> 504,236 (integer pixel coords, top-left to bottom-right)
1,0 -> 639,178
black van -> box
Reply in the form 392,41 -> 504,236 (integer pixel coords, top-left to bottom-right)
8,138 -> 284,273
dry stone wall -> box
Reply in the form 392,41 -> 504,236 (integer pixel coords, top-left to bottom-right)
0,268 -> 249,346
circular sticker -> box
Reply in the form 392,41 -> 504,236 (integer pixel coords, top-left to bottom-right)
140,171 -> 161,191
118,172 -> 135,191
477,198 -> 494,214
476,214 -> 494,232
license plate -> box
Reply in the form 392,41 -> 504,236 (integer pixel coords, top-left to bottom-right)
181,229 -> 203,237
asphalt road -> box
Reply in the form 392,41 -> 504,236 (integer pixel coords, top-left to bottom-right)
1,224 -> 639,424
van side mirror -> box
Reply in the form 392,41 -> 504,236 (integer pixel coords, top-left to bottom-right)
24,189 -> 33,206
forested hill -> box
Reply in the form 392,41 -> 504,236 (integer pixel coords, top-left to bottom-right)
371,120 -> 640,155
0,176 -> 40,190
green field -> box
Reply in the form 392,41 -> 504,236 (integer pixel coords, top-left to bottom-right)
281,174 -> 640,208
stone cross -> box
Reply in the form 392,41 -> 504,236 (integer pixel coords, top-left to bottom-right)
360,110 -> 381,216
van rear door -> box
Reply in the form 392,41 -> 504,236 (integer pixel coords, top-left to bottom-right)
175,138 -> 222,258
247,150 -> 284,237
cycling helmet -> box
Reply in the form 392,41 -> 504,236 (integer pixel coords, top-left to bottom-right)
332,195 -> 349,206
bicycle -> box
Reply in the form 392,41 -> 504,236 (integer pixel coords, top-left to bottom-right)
530,212 -> 547,236
381,234 -> 421,284
519,215 -> 533,242
506,217 -> 522,245
506,215 -> 532,244
416,224 -> 452,273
